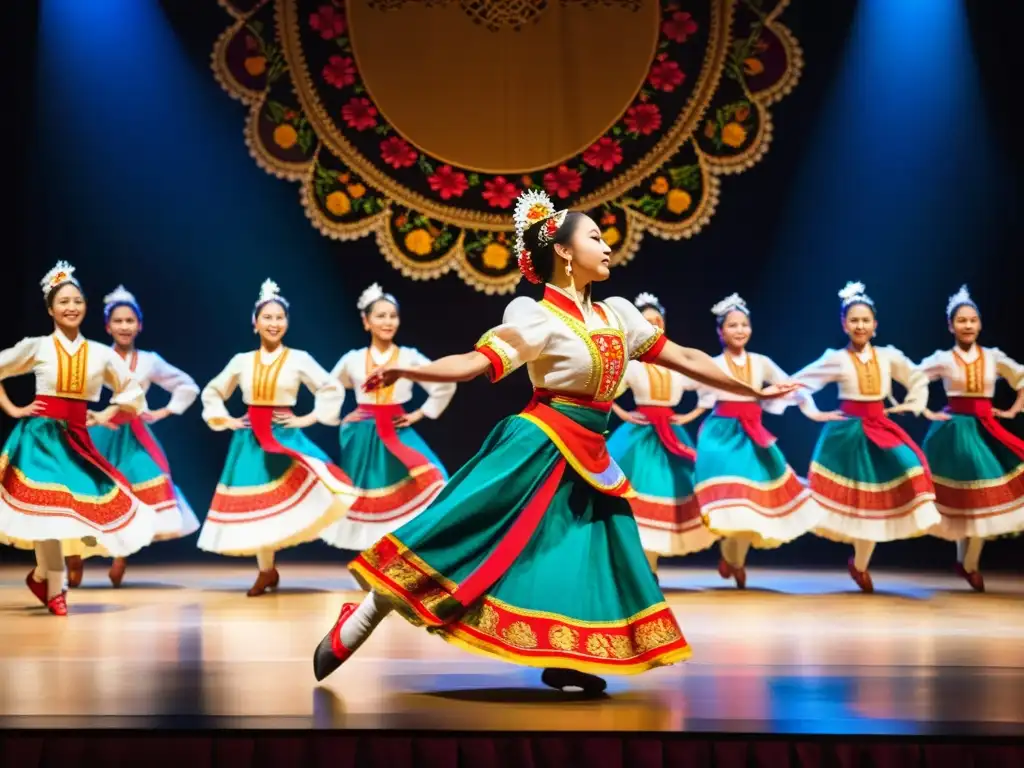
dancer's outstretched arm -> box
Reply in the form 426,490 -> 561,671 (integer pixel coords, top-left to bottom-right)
652,341 -> 799,400
364,351 -> 491,390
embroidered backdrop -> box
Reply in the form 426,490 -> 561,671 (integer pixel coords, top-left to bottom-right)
213,0 -> 802,293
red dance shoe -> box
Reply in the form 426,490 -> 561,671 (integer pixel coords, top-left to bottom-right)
313,602 -> 358,682
847,557 -> 874,593
109,558 -> 127,588
247,568 -> 280,597
47,593 -> 68,616
733,566 -> 747,590
954,563 -> 985,593
717,558 -> 732,579
66,556 -> 84,588
26,570 -> 47,606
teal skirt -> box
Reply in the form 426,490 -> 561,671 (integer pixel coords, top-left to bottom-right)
923,415 -> 1024,539
694,414 -> 816,547
350,400 -> 690,676
808,419 -> 939,542
0,416 -> 154,558
320,419 -> 448,551
607,422 -> 715,555
196,425 -> 347,556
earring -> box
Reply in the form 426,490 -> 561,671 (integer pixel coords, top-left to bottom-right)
565,261 -> 573,277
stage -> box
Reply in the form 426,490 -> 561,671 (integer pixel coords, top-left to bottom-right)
1,563 -> 1022,737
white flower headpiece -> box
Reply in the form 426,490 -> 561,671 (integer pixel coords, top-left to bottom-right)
102,285 -> 142,322
946,284 -> 978,320
710,293 -> 749,318
357,282 -> 398,313
838,281 -> 874,309
634,292 -> 665,314
252,278 -> 289,321
40,261 -> 79,298
513,189 -> 568,284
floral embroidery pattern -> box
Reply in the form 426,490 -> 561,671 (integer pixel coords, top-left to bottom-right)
212,0 -> 802,293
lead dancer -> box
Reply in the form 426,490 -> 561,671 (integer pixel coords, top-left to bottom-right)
0,262 -> 156,615
312,191 -> 801,693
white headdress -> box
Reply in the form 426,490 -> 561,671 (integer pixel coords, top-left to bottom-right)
513,189 -> 568,284
634,292 -> 665,315
838,281 -> 874,310
945,284 -> 978,320
710,293 -> 749,319
252,278 -> 289,321
102,285 -> 142,322
40,261 -> 80,299
357,282 -> 398,313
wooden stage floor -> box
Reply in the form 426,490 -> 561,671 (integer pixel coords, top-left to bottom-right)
1,564 -> 1022,736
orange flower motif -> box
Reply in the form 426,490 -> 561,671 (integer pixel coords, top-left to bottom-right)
481,242 -> 511,270
666,189 -> 692,215
347,183 -> 366,198
405,229 -> 433,256
325,191 -> 351,216
602,227 -> 621,247
721,122 -> 747,148
244,56 -> 266,76
735,105 -> 751,122
600,211 -> 616,226
273,124 -> 298,150
743,58 -> 764,76
650,176 -> 670,195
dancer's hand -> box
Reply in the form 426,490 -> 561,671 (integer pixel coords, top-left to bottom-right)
274,411 -> 317,429
924,408 -> 951,422
223,416 -> 249,431
757,382 -> 805,400
885,403 -> 914,415
993,407 -> 1020,420
141,407 -> 171,425
363,365 -> 405,392
671,410 -> 702,426
620,410 -> 649,425
87,407 -> 118,427
5,400 -> 43,419
393,409 -> 423,428
807,410 -> 848,423
342,410 -> 369,424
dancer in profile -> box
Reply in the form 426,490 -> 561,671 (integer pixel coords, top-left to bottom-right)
692,294 -> 825,589
312,190 -> 801,693
919,286 -> 1024,591
197,279 -> 356,596
65,285 -> 200,588
320,283 -> 454,553
607,292 -> 714,579
0,262 -> 156,616
791,282 -> 940,593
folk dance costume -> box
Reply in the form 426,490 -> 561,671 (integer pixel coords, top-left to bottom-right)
197,280 -> 357,595
693,294 -> 820,588
918,286 -> 1024,591
320,284 -> 454,552
0,263 -> 157,615
315,191 -> 690,687
791,282 -> 940,592
607,293 -> 716,566
78,287 -> 200,587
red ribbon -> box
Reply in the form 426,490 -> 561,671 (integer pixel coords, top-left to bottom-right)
635,405 -> 697,461
35,396 -> 132,489
109,411 -> 171,476
247,406 -> 352,484
947,397 -> 1024,462
354,404 -> 434,473
839,400 -> 932,479
712,402 -> 776,448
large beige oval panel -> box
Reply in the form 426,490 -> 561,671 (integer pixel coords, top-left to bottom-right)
348,1 -> 661,174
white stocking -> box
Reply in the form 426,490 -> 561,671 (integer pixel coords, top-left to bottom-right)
33,540 -> 64,600
957,538 -> 985,573
256,548 -> 275,572
853,540 -> 876,573
340,590 -> 393,651
719,537 -> 736,564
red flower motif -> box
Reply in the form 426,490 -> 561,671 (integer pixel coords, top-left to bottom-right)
648,60 -> 686,92
310,5 -> 346,39
427,165 -> 469,200
341,97 -> 378,131
323,55 -> 356,89
583,137 -> 623,172
380,136 -> 418,169
543,165 -> 583,199
662,11 -> 697,43
482,176 -> 517,208
624,103 -> 662,135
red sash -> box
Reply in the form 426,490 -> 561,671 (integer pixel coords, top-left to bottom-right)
712,402 -> 776,448
246,406 -> 352,484
354,404 -> 434,472
109,411 -> 171,475
635,405 -> 697,460
947,397 -> 1024,462
36,396 -> 131,489
839,400 -> 931,478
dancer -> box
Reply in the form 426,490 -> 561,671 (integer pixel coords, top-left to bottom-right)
607,292 -> 714,578
319,283 -> 454,553
918,285 -> 1024,592
312,190 -> 801,692
693,293 -> 825,589
67,285 -> 200,588
197,279 -> 356,596
791,281 -> 940,593
0,262 -> 156,616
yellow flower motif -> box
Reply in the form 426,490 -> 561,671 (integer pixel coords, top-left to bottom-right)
347,183 -> 367,199
721,122 -> 747,148
650,176 -> 669,195
602,226 -> 621,247
325,190 -> 351,216
481,242 -> 510,270
666,189 -> 692,215
404,228 -> 433,256
272,124 -> 298,150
